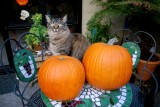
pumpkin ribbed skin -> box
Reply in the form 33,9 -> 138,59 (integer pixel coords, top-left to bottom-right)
82,42 -> 132,90
38,55 -> 85,101
16,0 -> 28,6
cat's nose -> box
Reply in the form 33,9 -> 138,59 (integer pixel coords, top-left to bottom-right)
54,25 -> 59,29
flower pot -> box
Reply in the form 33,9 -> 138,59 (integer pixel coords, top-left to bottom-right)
34,44 -> 42,51
137,53 -> 160,81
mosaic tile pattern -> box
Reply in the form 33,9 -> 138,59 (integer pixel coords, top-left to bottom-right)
14,49 -> 37,82
122,42 -> 141,68
41,84 -> 132,107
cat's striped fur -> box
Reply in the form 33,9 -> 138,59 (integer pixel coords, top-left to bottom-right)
46,15 -> 90,60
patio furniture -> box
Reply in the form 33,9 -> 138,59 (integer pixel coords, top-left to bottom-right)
28,83 -> 143,107
28,29 -> 150,107
41,83 -> 133,107
0,32 -> 46,107
0,29 -> 158,107
111,29 -> 159,106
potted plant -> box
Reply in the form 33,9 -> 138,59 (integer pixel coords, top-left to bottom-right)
86,16 -> 112,43
87,0 -> 160,42
88,0 -> 160,80
135,32 -> 160,81
25,13 -> 47,50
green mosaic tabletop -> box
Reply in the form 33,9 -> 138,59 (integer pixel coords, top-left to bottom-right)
41,83 -> 132,107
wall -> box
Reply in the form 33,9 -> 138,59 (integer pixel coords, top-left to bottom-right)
82,0 -> 101,35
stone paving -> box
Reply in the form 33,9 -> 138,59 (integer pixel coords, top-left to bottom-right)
0,81 -> 39,107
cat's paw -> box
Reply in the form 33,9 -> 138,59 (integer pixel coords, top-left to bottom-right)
54,53 -> 61,56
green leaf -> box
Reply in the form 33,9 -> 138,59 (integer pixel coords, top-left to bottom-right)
109,89 -> 121,105
110,96 -> 118,105
25,13 -> 47,47
110,89 -> 121,96
87,0 -> 160,44
100,94 -> 111,107
77,99 -> 96,107
99,89 -> 121,106
76,104 -> 86,107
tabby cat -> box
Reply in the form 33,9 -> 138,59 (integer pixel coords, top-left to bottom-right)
46,15 -> 90,60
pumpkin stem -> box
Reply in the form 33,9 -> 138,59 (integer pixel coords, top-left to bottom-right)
107,37 -> 118,45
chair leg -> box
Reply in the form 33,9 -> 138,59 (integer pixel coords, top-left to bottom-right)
29,75 -> 38,87
29,78 -> 38,87
14,84 -> 26,107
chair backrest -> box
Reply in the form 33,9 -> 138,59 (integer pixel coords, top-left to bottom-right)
122,42 -> 141,69
13,49 -> 37,82
0,32 -> 45,107
111,29 -> 158,96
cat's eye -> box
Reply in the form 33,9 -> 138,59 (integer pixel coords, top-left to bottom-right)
50,24 -> 54,27
58,24 -> 63,27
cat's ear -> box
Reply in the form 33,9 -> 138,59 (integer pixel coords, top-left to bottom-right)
62,14 -> 67,23
45,15 -> 51,23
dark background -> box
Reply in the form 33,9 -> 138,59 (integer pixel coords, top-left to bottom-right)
0,0 -> 82,74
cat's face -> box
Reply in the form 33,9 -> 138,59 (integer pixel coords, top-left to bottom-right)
46,15 -> 70,34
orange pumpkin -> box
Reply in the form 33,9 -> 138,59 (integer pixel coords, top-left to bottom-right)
82,42 -> 132,90
38,55 -> 85,101
16,0 -> 28,6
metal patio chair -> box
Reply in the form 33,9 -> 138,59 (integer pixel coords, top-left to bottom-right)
0,32 -> 46,107
111,29 -> 159,107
